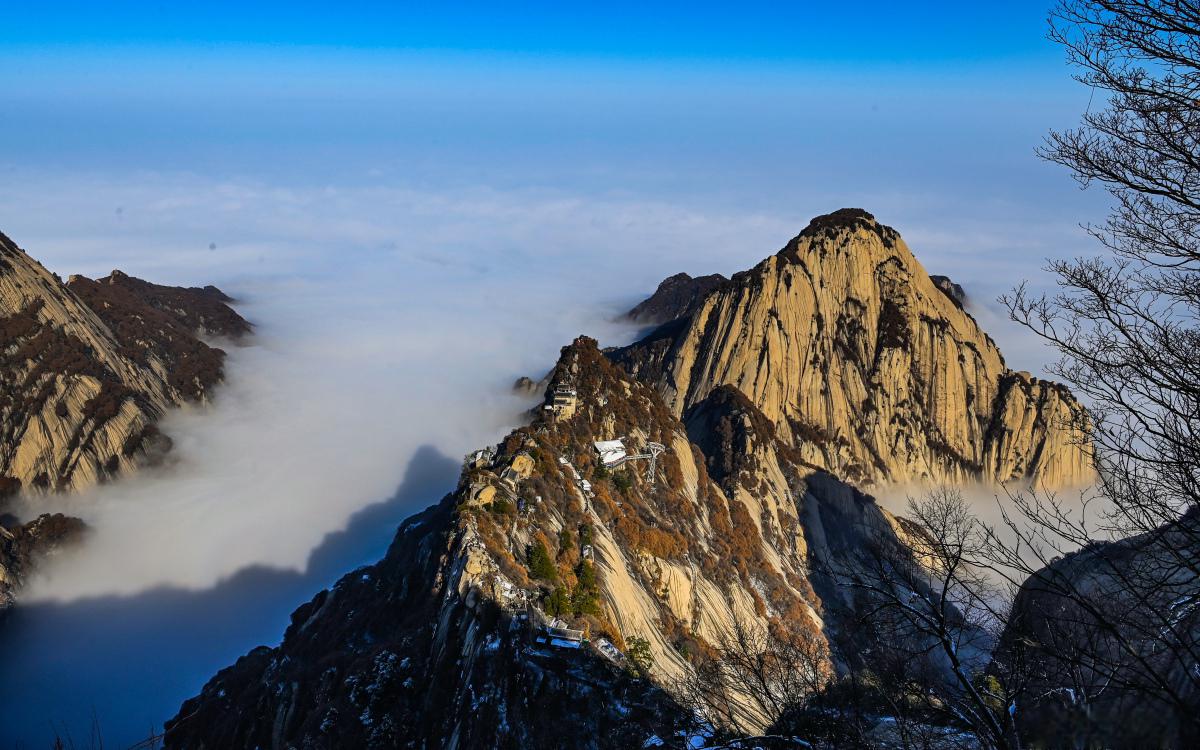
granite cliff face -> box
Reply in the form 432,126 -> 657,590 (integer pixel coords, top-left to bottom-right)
166,337 -> 955,749
165,211 -> 1094,748
0,231 -> 249,496
615,209 -> 1091,488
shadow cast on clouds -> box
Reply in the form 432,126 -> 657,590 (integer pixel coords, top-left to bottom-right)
0,445 -> 460,749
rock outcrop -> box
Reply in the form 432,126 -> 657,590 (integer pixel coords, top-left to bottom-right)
626,272 -> 728,326
615,209 -> 1092,488
512,375 -> 540,395
0,231 -> 249,495
0,512 -> 86,608
992,510 -> 1200,748
929,274 -> 967,308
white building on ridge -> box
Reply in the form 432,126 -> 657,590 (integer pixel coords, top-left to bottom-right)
592,439 -> 627,467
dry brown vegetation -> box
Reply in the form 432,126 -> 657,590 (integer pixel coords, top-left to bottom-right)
69,275 -> 229,401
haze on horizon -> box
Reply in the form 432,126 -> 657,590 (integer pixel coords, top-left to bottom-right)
2,1 -> 1109,375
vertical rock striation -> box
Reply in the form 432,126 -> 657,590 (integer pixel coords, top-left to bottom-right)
0,231 -> 249,495
614,209 -> 1092,488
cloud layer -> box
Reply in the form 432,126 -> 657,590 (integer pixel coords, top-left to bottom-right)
0,170 -> 1092,600
5,173 -> 796,598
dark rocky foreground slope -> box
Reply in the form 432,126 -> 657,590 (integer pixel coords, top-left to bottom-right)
992,509 -> 1200,748
165,211 -> 1093,749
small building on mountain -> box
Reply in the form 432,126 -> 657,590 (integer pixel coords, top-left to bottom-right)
549,384 -> 577,419
593,439 -> 627,467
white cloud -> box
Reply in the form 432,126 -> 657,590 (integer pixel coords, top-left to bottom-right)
2,173 -> 796,598
0,170 -> 1085,600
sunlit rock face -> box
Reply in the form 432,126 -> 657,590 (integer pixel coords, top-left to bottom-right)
614,209 -> 1092,489
164,337 -> 946,748
0,231 -> 249,495
164,213 -> 1095,748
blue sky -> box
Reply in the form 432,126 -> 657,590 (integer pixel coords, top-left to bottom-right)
1,1 -> 1084,190
3,2 -> 1057,61
0,0 -> 1104,369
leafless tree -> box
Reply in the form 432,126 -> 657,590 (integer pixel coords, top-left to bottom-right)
679,4 -> 1200,747
832,489 -> 1024,750
980,488 -> 1200,747
676,617 -> 832,738
989,1 -> 1200,746
1011,0 -> 1200,541
679,490 -> 1026,749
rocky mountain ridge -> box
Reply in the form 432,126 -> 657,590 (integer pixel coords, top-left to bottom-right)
0,512 -> 85,608
615,209 -> 1091,489
0,231 -> 249,496
166,336 -> 931,748
0,229 -> 251,609
626,272 -> 729,326
164,211 -> 1096,748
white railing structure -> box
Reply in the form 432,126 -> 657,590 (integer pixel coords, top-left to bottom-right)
636,441 -> 667,485
545,624 -> 585,643
526,603 -> 586,648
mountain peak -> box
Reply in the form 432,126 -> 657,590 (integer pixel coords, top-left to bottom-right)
165,294 -> 926,748
800,206 -> 883,233
616,215 -> 1092,488
790,207 -> 900,250
625,271 -> 728,326
165,214 -> 1097,749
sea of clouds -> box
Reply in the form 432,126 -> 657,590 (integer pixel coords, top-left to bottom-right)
0,169 -> 1092,601
2,173 -> 796,598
